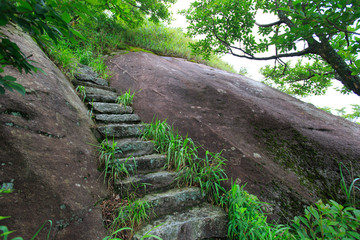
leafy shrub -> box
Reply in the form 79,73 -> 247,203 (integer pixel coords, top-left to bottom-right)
222,184 -> 293,240
292,200 -> 360,240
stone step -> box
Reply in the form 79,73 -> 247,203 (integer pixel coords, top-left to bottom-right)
141,187 -> 204,219
84,87 -> 118,103
112,138 -> 155,158
97,124 -> 145,138
95,114 -> 141,124
133,203 -> 227,240
72,79 -> 117,92
74,65 -> 109,86
90,102 -> 133,114
74,74 -> 109,86
113,154 -> 166,174
115,171 -> 178,197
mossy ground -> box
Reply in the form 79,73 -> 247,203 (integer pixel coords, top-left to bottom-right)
260,127 -> 358,209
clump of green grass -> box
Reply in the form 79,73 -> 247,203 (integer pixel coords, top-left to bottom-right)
222,184 -> 293,240
120,21 -> 236,73
45,30 -> 110,80
141,119 -> 198,171
75,86 -> 86,102
116,89 -> 136,106
106,199 -> 153,240
142,119 -> 228,204
340,163 -> 360,208
112,200 -> 152,231
96,135 -> 128,184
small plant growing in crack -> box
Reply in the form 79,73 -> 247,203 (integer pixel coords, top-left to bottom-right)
116,89 -> 136,106
110,199 -> 153,239
97,135 -> 122,183
97,137 -> 139,184
75,86 -> 87,102
87,99 -> 95,119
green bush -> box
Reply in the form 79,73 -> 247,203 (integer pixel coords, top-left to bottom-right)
292,200 -> 360,240
222,184 -> 293,240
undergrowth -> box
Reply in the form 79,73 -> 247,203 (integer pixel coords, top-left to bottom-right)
96,118 -> 360,239
141,119 -> 360,240
45,12 -> 236,80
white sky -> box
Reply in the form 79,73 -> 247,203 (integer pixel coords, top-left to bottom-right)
168,0 -> 360,113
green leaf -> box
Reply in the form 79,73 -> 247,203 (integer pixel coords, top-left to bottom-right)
354,60 -> 360,68
0,16 -> 8,26
85,0 -> 101,4
34,4 -> 48,15
277,7 -> 291,12
10,83 -> 26,96
2,76 -> 16,82
61,12 -> 72,23
348,231 -> 360,239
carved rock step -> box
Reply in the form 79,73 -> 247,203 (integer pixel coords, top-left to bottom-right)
115,171 -> 178,197
111,138 -> 155,158
72,79 -> 117,92
90,102 -> 133,114
84,87 -> 118,103
74,64 -> 109,86
97,124 -> 145,138
95,114 -> 141,124
133,203 -> 227,240
141,187 -> 204,219
114,154 -> 166,175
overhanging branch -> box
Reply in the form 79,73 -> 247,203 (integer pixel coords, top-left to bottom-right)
255,20 -> 285,28
227,45 -> 312,60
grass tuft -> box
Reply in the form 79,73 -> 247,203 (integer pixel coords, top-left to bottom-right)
116,89 -> 136,106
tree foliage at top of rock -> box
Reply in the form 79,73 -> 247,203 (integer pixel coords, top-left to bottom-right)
0,0 -> 176,95
183,0 -> 360,97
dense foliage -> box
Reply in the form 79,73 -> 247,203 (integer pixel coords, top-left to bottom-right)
0,0 -> 176,95
48,11 -> 236,80
183,0 -> 360,96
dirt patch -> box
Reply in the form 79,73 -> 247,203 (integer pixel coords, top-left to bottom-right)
107,52 -> 360,221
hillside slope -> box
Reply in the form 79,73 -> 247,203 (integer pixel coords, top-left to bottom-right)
0,26 -> 107,239
107,51 -> 360,221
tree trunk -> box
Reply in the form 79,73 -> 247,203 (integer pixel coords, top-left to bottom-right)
312,40 -> 360,96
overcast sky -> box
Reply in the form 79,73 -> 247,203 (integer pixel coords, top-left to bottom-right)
168,1 -> 359,113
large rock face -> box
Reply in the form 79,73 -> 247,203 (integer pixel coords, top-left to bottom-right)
0,26 -> 107,238
107,52 -> 360,221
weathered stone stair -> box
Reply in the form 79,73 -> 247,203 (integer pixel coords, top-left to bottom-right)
73,64 -> 227,240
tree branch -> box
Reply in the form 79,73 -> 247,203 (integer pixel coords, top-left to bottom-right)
227,45 -> 312,60
124,0 -> 146,11
326,18 -> 360,36
255,20 -> 285,28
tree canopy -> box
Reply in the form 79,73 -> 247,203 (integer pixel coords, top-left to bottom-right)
0,0 -> 176,95
183,0 -> 360,97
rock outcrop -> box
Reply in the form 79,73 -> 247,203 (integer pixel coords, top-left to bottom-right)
0,26 -> 107,239
107,51 -> 360,221
73,66 -> 228,239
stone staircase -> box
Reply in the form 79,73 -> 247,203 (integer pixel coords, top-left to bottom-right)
72,64 -> 227,240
